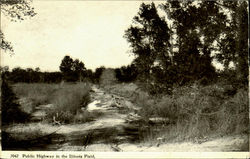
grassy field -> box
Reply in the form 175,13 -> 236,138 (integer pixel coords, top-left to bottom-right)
13,83 -> 60,113
12,82 -> 93,124
2,82 -> 94,149
4,81 -> 248,149
103,82 -> 249,143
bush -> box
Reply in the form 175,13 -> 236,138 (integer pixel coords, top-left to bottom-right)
10,82 -> 92,124
1,78 -> 30,125
46,110 -> 74,124
115,64 -> 138,83
136,83 -> 249,142
218,88 -> 249,134
46,83 -> 91,123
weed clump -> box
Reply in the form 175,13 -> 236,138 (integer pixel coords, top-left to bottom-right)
12,82 -> 93,124
13,83 -> 59,107
46,83 -> 92,124
138,84 -> 249,142
107,82 -> 248,143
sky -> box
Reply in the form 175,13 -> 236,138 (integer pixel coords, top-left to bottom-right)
1,1 -> 159,72
1,0 -> 225,72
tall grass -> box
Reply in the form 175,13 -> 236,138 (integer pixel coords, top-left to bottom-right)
138,84 -> 249,142
13,83 -> 60,106
12,82 -> 93,124
108,82 -> 248,143
46,83 -> 91,123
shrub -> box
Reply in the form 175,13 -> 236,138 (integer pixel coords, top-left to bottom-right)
218,88 -> 249,134
10,82 -> 92,124
136,83 -> 249,142
1,78 -> 30,125
46,83 -> 91,123
46,110 -> 74,124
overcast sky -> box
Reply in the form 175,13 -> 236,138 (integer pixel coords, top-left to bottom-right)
1,0 -> 225,72
1,1 -> 159,71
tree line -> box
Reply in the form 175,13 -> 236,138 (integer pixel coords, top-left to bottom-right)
123,1 -> 248,93
1,66 -> 62,83
1,1 -> 248,92
1,54 -> 141,84
0,56 -> 106,84
59,55 -> 105,83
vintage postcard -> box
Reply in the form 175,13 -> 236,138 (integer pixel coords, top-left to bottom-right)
0,0 -> 249,158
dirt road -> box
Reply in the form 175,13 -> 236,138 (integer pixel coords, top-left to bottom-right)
3,85 -> 248,151
37,85 -> 143,151
46,86 -> 249,151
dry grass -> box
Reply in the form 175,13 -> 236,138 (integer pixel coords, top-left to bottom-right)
103,83 -> 139,98
3,123 -> 49,141
13,83 -> 60,107
105,82 -> 249,143
150,84 -> 248,142
12,82 -> 93,124
49,83 -> 91,113
45,83 -> 92,123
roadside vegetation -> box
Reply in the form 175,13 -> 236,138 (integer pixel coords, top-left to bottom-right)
104,79 -> 248,144
13,83 -> 59,110
45,83 -> 93,124
115,1 -> 248,145
1,76 -> 30,125
1,81 -> 94,149
12,82 -> 93,124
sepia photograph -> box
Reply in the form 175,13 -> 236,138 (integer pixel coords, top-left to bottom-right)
0,0 -> 249,155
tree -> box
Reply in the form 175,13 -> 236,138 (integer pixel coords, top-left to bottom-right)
214,1 -> 248,84
0,0 -> 36,53
0,66 -> 9,73
85,69 -> 93,81
0,31 -> 13,53
1,74 -> 30,125
93,66 -> 105,84
59,55 -> 87,82
35,67 -> 40,72
124,2 -> 171,82
11,67 -> 26,82
72,59 -> 86,82
59,55 -> 74,82
161,1 -> 227,85
115,64 -> 138,82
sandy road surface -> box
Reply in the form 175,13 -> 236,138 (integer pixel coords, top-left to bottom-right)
3,85 -> 248,151
48,86 -> 249,151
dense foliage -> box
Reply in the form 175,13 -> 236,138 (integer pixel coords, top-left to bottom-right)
1,74 -> 30,125
1,56 -> 106,84
115,64 -> 138,83
2,1 -> 248,91
1,66 -> 62,83
60,56 -> 86,82
124,1 -> 248,94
